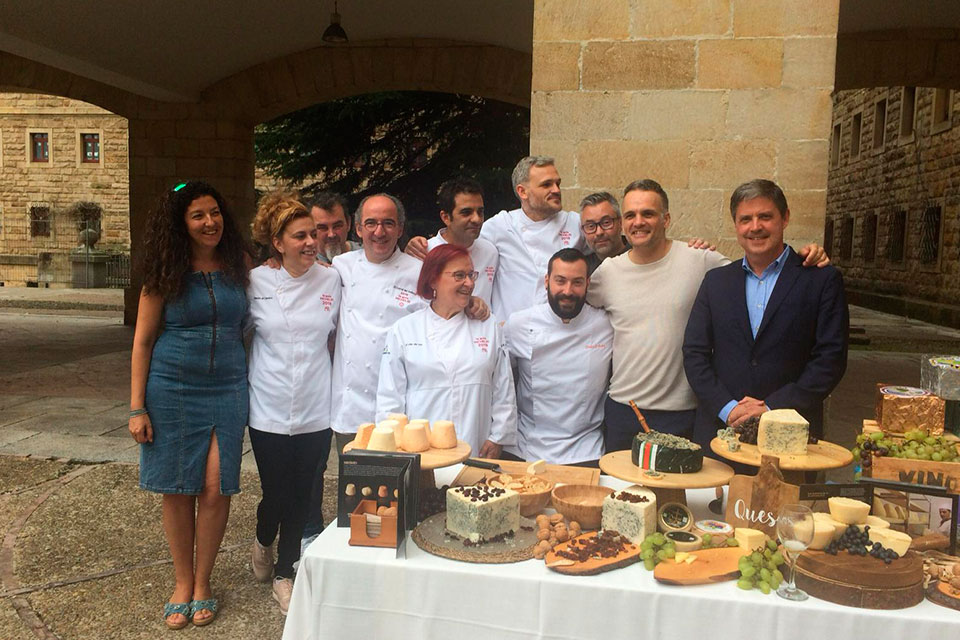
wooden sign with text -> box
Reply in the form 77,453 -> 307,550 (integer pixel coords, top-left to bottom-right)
725,455 -> 800,538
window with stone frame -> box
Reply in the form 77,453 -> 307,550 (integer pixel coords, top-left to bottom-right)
81,133 -> 100,163
830,123 -> 841,167
886,210 -> 907,264
862,213 -> 878,263
932,89 -> 953,134
873,99 -> 887,150
850,112 -> 863,159
824,218 -> 834,257
918,206 -> 942,266
840,216 -> 854,261
30,132 -> 49,162
29,205 -> 52,238
899,87 -> 917,139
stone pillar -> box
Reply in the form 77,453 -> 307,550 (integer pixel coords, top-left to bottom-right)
530,0 -> 839,256
125,106 -> 254,324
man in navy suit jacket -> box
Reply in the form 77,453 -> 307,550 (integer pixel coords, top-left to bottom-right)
682,179 -> 848,449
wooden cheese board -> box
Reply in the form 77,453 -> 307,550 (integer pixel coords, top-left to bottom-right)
794,550 -> 924,609
599,450 -> 734,505
725,455 -> 799,539
452,458 -> 600,488
411,512 -> 538,563
544,531 -> 642,575
926,580 -> 960,611
343,438 -> 471,471
653,546 -> 746,585
710,437 -> 853,471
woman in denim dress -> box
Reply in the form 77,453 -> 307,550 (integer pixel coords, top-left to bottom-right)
128,181 -> 250,629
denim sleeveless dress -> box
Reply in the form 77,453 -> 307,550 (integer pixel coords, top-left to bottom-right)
140,272 -> 248,495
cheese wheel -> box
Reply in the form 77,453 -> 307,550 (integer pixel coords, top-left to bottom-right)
812,512 -> 848,540
430,420 -> 457,449
868,528 -> 912,555
377,419 -> 400,448
409,419 -> 430,438
367,424 -> 397,452
865,515 -> 890,529
355,423 -> 376,449
388,413 -> 408,444
828,497 -> 870,525
401,422 -> 431,452
808,519 -> 836,550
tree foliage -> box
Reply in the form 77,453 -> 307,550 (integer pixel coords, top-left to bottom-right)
254,91 -> 530,235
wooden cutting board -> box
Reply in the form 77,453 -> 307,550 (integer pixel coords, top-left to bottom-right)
343,439 -> 471,471
927,580 -> 960,611
794,550 -> 924,609
725,455 -> 799,539
544,532 -> 642,575
653,546 -> 747,585
452,459 -> 600,488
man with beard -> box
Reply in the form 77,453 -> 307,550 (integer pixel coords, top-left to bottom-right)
503,249 -> 613,466
579,192 -> 628,275
425,177 -> 499,305
305,192 -> 361,264
683,179 -> 847,448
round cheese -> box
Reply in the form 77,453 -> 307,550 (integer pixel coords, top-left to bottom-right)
808,519 -> 836,550
828,497 -> 870,525
430,420 -> 457,449
402,422 -> 431,452
368,423 -> 398,452
813,511 -> 849,540
376,419 -> 400,449
868,528 -> 912,556
865,515 -> 890,530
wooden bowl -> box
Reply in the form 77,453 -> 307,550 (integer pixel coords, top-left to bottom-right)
550,484 -> 613,530
488,473 -> 555,517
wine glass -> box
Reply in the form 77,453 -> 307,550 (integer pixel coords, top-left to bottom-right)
776,504 -> 814,601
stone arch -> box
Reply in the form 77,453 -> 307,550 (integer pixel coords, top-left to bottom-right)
201,39 -> 532,126
835,28 -> 960,91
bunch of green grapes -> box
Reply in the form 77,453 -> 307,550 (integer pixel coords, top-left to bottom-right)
639,532 -> 676,570
736,539 -> 785,595
852,430 -> 958,469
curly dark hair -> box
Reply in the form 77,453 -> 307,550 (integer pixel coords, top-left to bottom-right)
138,181 -> 250,301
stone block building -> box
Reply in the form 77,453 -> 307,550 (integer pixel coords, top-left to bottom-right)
0,93 -> 129,287
826,87 -> 959,327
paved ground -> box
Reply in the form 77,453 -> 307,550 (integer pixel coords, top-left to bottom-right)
1,290 -> 959,639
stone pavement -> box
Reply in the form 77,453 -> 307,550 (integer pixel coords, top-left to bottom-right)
1,300 -> 959,639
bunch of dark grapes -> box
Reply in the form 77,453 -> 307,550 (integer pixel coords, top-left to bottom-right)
823,525 -> 899,564
734,416 -> 760,444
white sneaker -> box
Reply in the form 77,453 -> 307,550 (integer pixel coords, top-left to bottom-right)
251,540 -> 274,583
272,577 -> 294,615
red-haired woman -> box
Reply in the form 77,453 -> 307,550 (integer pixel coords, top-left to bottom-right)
375,244 -> 517,457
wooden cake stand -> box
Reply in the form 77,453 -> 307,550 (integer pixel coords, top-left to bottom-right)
343,439 -> 471,488
709,438 -> 853,483
599,450 -> 735,506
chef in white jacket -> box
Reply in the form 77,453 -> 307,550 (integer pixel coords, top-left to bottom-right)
246,192 -> 341,612
504,248 -> 613,465
376,243 -> 517,458
329,194 -> 425,454
479,156 -> 587,320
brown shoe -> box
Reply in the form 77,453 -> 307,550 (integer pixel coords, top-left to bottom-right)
272,577 -> 293,615
251,539 -> 274,582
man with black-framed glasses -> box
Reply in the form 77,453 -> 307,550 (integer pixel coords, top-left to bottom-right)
579,192 -> 628,275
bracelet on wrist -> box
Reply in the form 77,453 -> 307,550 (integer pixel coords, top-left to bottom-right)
129,408 -> 148,418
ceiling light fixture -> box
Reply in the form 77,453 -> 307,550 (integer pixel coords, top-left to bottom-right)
322,0 -> 349,43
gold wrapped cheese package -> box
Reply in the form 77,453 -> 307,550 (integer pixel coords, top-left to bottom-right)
875,384 -> 945,435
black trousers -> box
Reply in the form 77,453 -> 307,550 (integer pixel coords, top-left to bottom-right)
603,396 -> 696,453
249,427 -> 332,578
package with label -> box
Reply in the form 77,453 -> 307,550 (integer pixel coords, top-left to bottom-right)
921,355 -> 960,435
875,383 -> 944,435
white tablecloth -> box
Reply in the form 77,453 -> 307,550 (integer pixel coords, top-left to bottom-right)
283,467 -> 959,640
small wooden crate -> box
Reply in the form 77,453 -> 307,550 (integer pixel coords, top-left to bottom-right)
861,419 -> 960,493
349,499 -> 398,547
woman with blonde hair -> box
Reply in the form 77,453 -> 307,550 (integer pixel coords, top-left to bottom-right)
246,191 -> 341,615
129,181 -> 250,629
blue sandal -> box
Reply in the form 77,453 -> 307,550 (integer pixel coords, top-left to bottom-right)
190,598 -> 218,627
163,602 -> 190,630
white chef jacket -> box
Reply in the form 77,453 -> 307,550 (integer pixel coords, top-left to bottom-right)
426,232 -> 499,306
479,208 -> 587,321
503,302 -> 613,464
376,307 -> 517,453
246,264 -> 341,435
330,249 -> 425,433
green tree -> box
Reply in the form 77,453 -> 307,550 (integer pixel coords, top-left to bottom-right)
255,91 -> 530,237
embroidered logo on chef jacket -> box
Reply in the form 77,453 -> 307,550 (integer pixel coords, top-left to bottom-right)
252,296 -> 273,301
320,293 -> 334,312
484,265 -> 496,282
473,336 -> 489,353
559,230 -> 571,246
393,286 -> 415,307
585,343 -> 608,350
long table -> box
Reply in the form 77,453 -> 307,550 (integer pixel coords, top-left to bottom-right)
283,467 -> 959,640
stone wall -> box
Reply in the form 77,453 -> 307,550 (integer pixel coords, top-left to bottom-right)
529,0 -> 839,256
0,93 -> 129,286
827,86 -> 960,326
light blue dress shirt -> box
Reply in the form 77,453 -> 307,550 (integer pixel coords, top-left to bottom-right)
718,245 -> 791,424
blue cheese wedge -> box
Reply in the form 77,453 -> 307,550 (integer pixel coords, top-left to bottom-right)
601,485 -> 657,544
446,485 -> 519,543
757,409 -> 809,456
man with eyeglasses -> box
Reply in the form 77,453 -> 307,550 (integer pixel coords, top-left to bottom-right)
304,191 -> 361,264
579,192 -> 628,275
425,177 -> 499,305
504,248 -> 612,466
329,193 -> 426,455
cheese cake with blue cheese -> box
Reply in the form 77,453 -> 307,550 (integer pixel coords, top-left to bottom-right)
446,484 -> 520,544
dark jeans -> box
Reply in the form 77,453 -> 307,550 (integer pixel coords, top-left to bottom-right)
249,427 -> 331,579
603,396 -> 696,453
